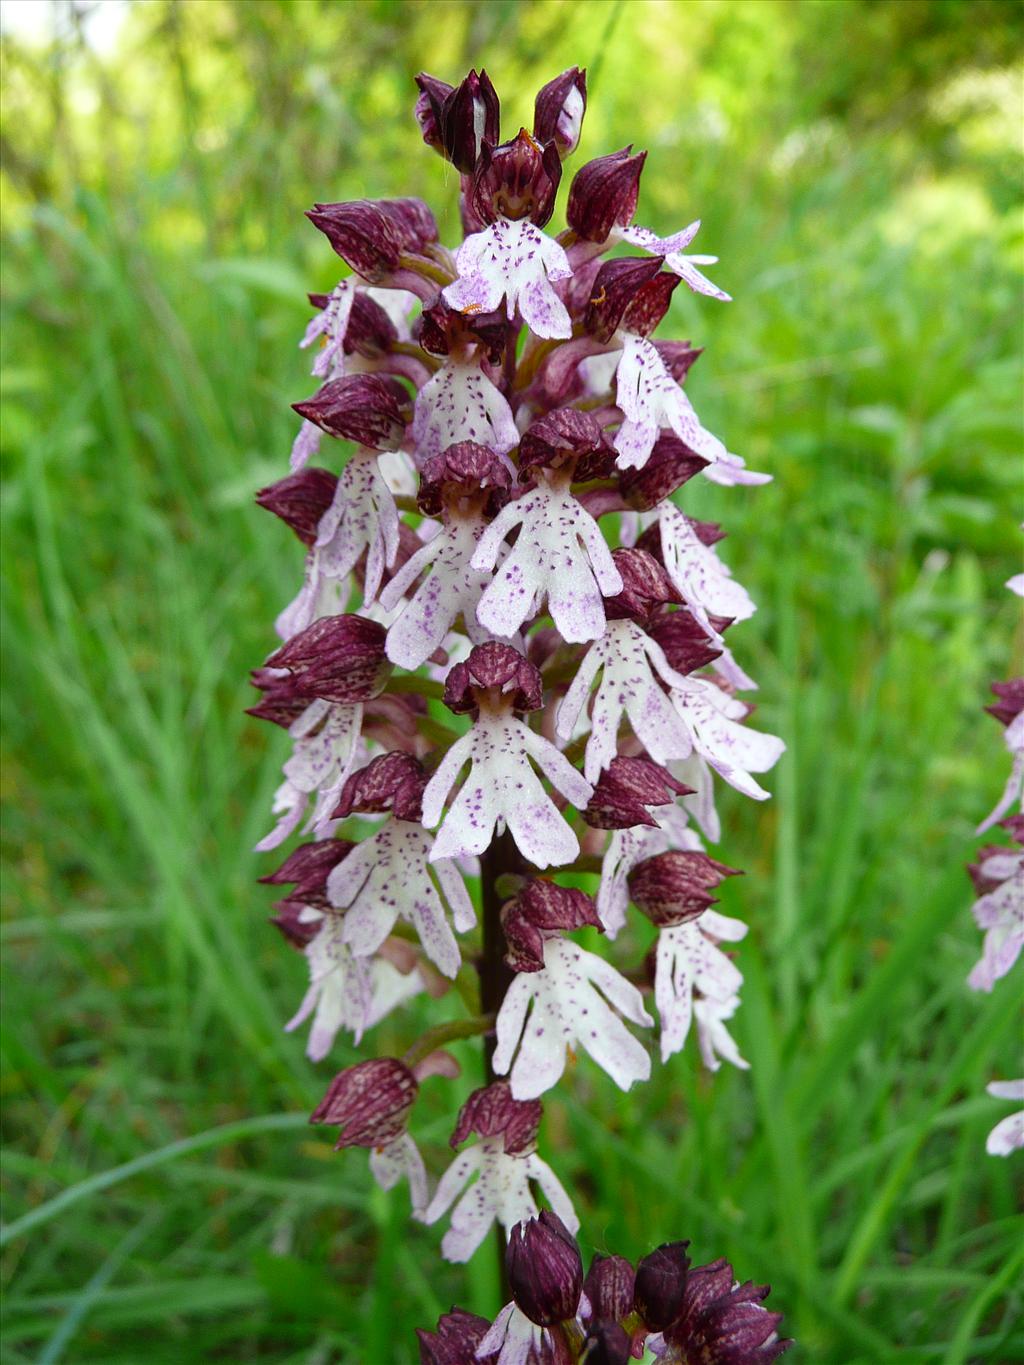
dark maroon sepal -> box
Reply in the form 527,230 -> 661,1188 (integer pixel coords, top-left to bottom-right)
471,129 -> 563,227
259,838 -> 354,897
533,67 -> 587,158
646,611 -> 723,675
656,339 -> 704,383
633,1241 -> 692,1332
1001,813 -> 1024,846
450,1081 -> 542,1157
345,292 -> 399,358
443,642 -> 543,716
629,851 -> 742,927
603,547 -> 679,622
417,299 -> 509,364
662,1258 -> 792,1361
585,1253 -> 636,1321
619,431 -> 709,510
255,468 -> 338,546
418,441 -> 512,518
416,1307 -> 493,1365
985,677 -> 1024,726
310,1057 -> 418,1149
292,374 -> 409,451
306,197 -> 438,280
502,879 -> 602,971
567,146 -> 646,242
268,900 -> 322,949
583,756 -> 692,830
257,614 -> 391,705
507,1211 -> 584,1327
332,751 -> 428,822
585,256 -> 664,343
518,407 -> 613,483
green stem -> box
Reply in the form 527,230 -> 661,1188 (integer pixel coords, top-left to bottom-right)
402,1013 -> 496,1069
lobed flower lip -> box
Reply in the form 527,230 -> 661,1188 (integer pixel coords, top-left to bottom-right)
292,374 -> 409,452
506,1210 -> 584,1326
502,878 -> 603,971
449,1080 -> 543,1157
629,850 -> 742,927
331,751 -> 428,823
310,1057 -> 418,1149
533,66 -> 587,159
583,755 -> 693,831
567,145 -> 647,242
442,641 -> 544,716
257,614 -> 391,705
256,467 -> 339,547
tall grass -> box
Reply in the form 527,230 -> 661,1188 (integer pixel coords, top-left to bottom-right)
2,2 -> 1022,1360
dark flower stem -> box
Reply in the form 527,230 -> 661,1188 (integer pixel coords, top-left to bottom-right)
479,826 -> 520,1305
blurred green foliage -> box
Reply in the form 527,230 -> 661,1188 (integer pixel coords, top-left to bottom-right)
1,1 -> 1022,1361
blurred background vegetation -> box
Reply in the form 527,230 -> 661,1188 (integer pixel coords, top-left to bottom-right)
1,1 -> 1022,1360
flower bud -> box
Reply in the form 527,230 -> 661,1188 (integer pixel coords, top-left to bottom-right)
646,610 -> 724,676
306,198 -> 437,280
506,1212 -> 583,1326
582,757 -> 692,831
292,374 -> 409,451
567,146 -> 646,242
413,72 -> 455,153
633,1240 -> 691,1331
518,407 -> 613,483
603,548 -> 678,622
502,879 -> 602,971
618,432 -> 709,511
443,642 -> 543,716
416,1307 -> 491,1365
255,467 -> 338,546
310,1057 -> 418,1149
471,129 -> 563,228
584,1253 -> 635,1321
419,68 -> 500,174
332,751 -> 428,822
259,614 -> 391,704
582,1321 -> 631,1365
585,256 -> 664,343
533,67 -> 587,159
451,1081 -> 542,1156
628,851 -> 742,927
986,678 -> 1024,726
417,441 -> 511,518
